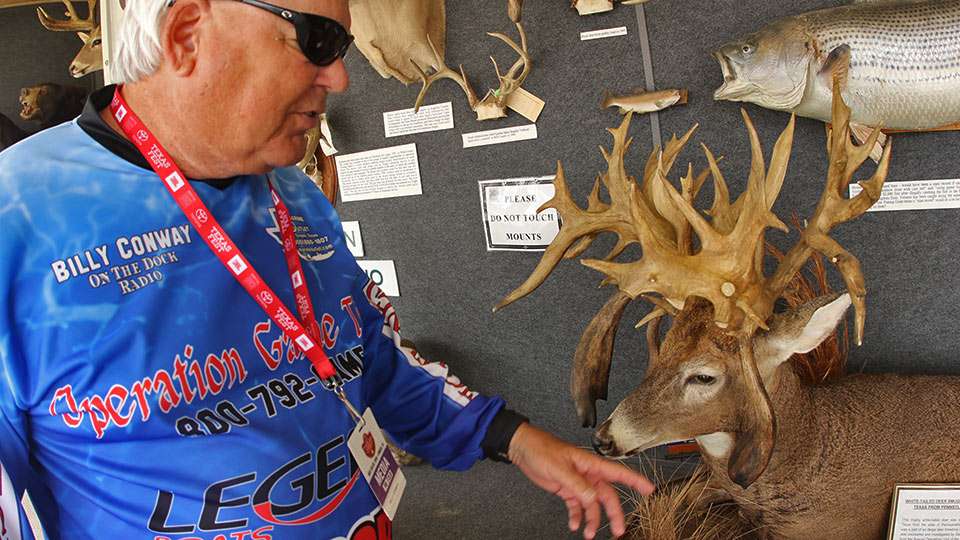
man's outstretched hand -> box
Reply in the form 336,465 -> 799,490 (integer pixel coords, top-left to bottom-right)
507,423 -> 655,539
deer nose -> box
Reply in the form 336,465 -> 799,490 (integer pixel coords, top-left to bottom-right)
592,421 -> 616,455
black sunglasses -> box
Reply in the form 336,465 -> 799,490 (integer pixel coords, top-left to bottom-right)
235,0 -> 353,66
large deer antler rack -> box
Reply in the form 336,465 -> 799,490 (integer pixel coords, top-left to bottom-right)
410,2 -> 531,121
498,81 -> 886,341
496,82 -> 888,427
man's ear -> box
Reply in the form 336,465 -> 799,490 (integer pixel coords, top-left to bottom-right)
754,292 -> 851,369
161,0 -> 208,76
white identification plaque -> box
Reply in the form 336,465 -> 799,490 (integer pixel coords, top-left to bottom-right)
580,26 -> 628,41
478,176 -> 560,251
356,260 -> 400,297
888,484 -> 960,539
850,178 -> 960,212
347,409 -> 406,521
383,102 -> 454,138
336,144 -> 423,203
462,124 -> 538,148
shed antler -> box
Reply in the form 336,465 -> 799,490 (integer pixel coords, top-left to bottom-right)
37,0 -> 97,31
411,1 -> 531,121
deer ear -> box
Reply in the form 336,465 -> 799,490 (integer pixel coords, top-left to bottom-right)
726,339 -> 776,489
755,293 -> 851,368
571,291 -> 633,428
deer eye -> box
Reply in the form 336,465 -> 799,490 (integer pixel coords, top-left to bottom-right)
687,374 -> 716,385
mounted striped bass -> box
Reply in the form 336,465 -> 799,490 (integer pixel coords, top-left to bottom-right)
714,0 -> 960,136
602,88 -> 688,114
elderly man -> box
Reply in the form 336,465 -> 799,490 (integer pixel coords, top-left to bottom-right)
0,1 -> 653,538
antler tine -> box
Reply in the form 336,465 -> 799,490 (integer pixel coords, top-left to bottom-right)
486,21 -> 530,101
496,114 -> 644,312
37,0 -> 97,31
564,174 -> 610,260
411,34 -> 479,113
765,81 -> 889,345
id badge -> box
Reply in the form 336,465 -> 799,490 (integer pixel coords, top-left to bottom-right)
347,408 -> 406,520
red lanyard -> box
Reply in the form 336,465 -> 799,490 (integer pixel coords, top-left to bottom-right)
109,86 -> 339,384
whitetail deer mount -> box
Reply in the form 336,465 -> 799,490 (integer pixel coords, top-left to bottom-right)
498,86 -> 960,538
0,0 -> 105,77
411,1 -> 532,121
497,83 -> 887,478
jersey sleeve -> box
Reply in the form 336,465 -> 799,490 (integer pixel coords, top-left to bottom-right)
352,277 -> 506,471
0,157 -> 42,540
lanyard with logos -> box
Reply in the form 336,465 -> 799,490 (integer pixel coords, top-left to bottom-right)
108,85 -> 363,422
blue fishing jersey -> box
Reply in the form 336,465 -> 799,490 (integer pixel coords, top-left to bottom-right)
0,118 -> 505,539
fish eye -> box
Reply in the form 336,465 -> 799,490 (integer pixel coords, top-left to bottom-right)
741,44 -> 754,55
687,374 -> 717,386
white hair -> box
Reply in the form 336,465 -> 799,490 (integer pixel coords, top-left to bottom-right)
113,0 -> 173,83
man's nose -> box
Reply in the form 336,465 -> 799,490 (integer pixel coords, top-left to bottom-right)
316,58 -> 350,93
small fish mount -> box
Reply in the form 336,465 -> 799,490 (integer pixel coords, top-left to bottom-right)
602,88 -> 688,115
410,0 -> 542,122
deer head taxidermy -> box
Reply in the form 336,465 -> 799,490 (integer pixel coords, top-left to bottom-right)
348,0 -> 446,85
411,1 -> 532,121
24,0 -> 104,78
497,80 -> 889,486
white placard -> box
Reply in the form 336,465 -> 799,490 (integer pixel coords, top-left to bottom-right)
462,124 -> 538,149
383,102 -> 454,138
357,260 -> 400,297
850,179 -> 960,212
479,176 -> 560,251
336,144 -> 423,203
888,485 -> 960,539
580,26 -> 629,41
341,221 -> 364,258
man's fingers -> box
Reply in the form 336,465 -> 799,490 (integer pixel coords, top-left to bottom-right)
583,494 -> 601,540
595,481 -> 626,537
582,455 -> 655,496
564,497 -> 582,532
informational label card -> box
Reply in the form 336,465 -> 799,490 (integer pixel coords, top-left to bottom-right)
336,144 -> 422,203
850,178 -> 960,212
341,221 -> 364,258
580,26 -> 628,41
383,102 -> 454,138
462,124 -> 538,148
888,484 -> 960,539
357,260 -> 400,296
478,176 -> 560,251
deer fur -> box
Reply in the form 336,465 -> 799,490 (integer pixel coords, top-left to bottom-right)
594,294 -> 960,539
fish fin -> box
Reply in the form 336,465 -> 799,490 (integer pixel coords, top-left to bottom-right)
850,123 -> 887,162
818,44 -> 851,90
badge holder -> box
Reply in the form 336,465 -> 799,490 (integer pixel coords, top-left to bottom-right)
336,379 -> 406,520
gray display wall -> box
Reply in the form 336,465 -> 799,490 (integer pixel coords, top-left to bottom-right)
329,1 -> 960,538
0,7 -> 97,133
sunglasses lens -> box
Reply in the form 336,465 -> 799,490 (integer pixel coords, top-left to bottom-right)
303,16 -> 352,66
